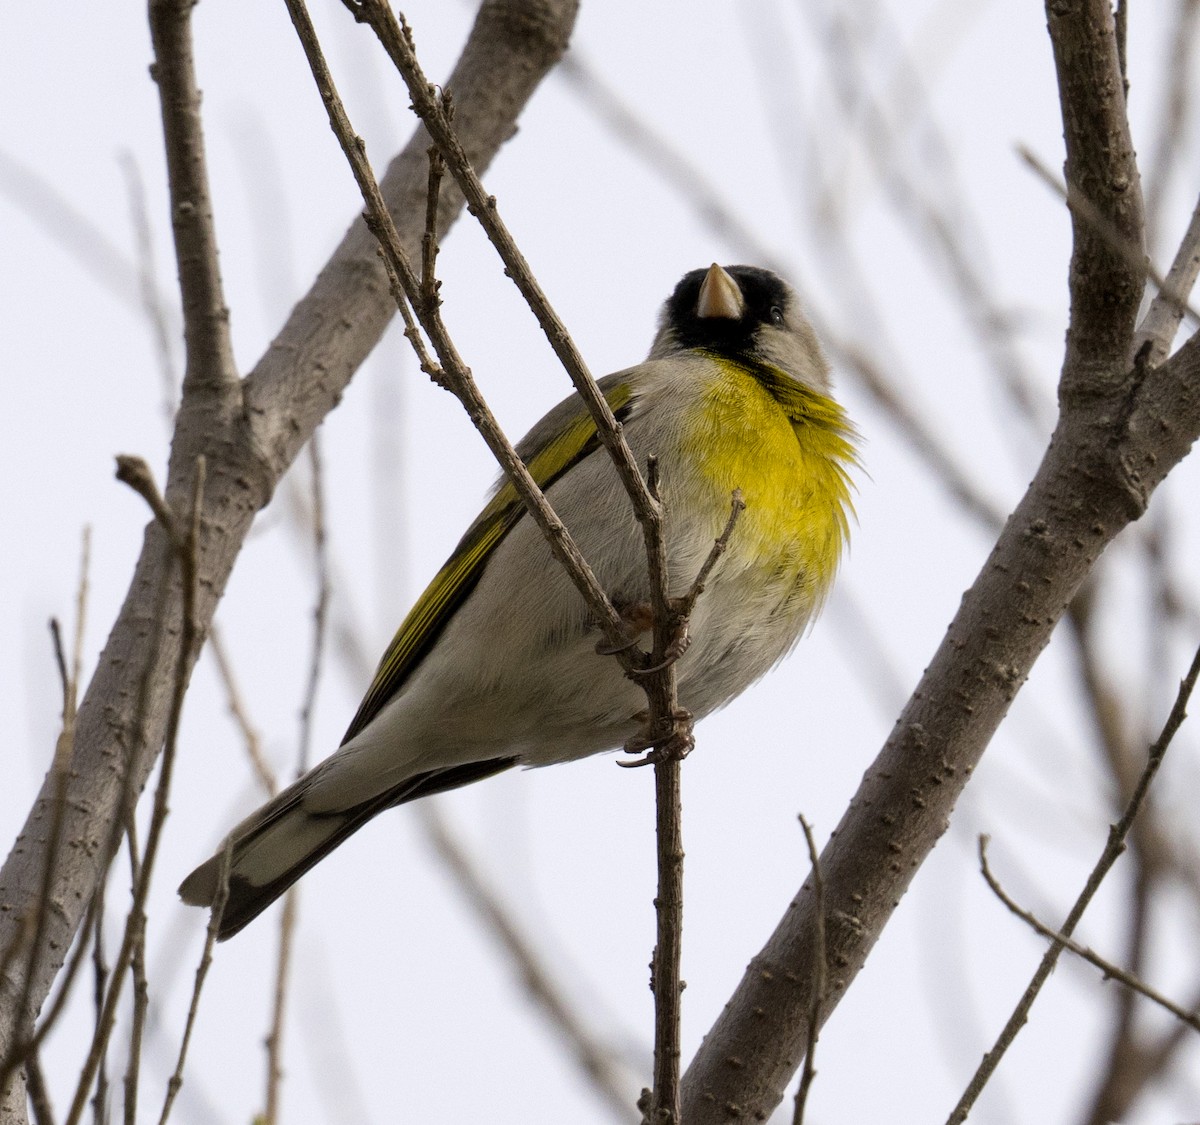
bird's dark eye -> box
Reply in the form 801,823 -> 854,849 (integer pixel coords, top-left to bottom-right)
769,306 -> 785,325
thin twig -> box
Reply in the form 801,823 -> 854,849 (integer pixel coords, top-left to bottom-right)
378,251 -> 442,384
71,527 -> 91,709
123,845 -> 150,1125
207,627 -> 275,796
118,814 -> 146,1125
114,456 -> 183,548
296,434 -> 330,778
945,641 -> 1200,1124
119,154 -> 180,422
158,839 -> 233,1125
89,887 -> 107,1125
979,839 -> 1200,1034
65,459 -> 208,1125
263,891 -> 297,1125
792,816 -> 826,1125
49,620 -> 70,719
674,490 -> 745,620
421,146 -> 444,304
643,756 -> 685,1125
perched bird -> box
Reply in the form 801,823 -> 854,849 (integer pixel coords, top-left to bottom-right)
180,264 -> 857,939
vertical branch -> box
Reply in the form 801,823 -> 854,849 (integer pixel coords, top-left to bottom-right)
643,759 -> 684,1125
262,895 -> 296,1125
88,887 -> 107,1125
147,0 -> 237,396
639,463 -> 688,1125
1045,0 -> 1145,395
295,435 -> 331,779
157,842 -> 233,1125
122,820 -> 148,1125
637,491 -> 744,1123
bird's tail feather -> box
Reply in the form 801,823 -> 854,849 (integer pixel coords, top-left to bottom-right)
179,755 -> 518,941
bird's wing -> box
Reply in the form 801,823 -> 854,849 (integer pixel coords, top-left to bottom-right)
340,374 -> 637,745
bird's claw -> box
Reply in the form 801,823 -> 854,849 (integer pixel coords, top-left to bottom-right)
595,599 -> 655,657
595,632 -> 640,656
630,624 -> 691,675
617,709 -> 694,767
596,597 -> 692,671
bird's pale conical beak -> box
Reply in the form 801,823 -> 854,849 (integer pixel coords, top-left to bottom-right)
696,263 -> 744,320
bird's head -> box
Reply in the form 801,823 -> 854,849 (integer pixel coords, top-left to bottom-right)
649,264 -> 830,393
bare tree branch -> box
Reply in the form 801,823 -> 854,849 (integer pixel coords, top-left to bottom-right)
147,0 -> 238,398
1046,0 -> 1145,393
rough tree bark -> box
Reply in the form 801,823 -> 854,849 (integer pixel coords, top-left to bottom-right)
0,2 -> 579,1122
